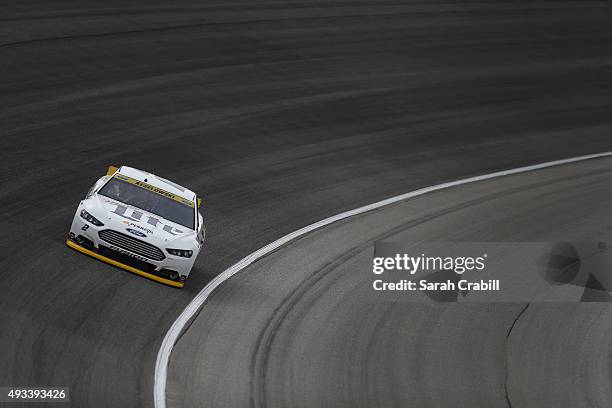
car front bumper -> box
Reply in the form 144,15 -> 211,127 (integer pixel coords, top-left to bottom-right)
66,239 -> 185,287
68,215 -> 197,288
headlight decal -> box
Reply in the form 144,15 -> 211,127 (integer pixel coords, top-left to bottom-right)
167,248 -> 193,258
80,209 -> 104,226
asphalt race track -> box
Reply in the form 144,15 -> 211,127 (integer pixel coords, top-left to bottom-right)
2,1 -> 612,407
167,156 -> 612,408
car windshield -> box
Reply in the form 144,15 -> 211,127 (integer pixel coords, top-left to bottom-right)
98,177 -> 195,229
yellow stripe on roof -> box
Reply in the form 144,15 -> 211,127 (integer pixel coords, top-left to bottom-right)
115,174 -> 194,208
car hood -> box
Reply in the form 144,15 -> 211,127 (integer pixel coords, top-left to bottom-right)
83,194 -> 196,245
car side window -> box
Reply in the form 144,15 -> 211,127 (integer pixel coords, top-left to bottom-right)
85,185 -> 96,199
86,176 -> 109,199
197,213 -> 205,244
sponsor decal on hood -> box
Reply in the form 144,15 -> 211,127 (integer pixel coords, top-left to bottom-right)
96,197 -> 189,240
122,220 -> 153,235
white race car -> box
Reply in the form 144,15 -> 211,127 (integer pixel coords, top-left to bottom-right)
67,165 -> 205,287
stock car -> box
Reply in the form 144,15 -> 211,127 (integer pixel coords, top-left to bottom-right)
66,165 -> 205,287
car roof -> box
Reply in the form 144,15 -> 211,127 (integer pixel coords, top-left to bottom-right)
116,166 -> 196,202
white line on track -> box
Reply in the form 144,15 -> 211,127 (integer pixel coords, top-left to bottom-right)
154,150 -> 612,408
